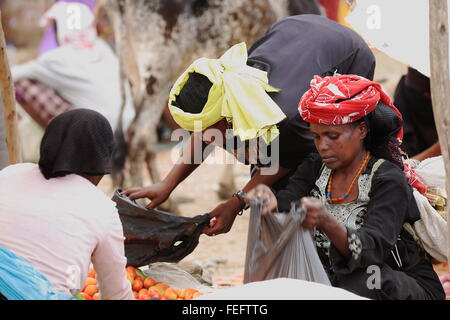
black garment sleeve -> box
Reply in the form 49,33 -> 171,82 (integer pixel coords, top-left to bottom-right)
329,161 -> 412,274
275,153 -> 323,212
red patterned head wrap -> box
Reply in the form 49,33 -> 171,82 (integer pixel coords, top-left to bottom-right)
298,74 -> 427,194
299,74 -> 404,143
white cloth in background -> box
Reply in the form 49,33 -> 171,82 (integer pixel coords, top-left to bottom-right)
415,156 -> 447,190
11,39 -> 135,130
413,189 -> 448,262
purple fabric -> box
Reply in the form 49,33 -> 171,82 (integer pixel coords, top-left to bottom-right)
38,0 -> 96,55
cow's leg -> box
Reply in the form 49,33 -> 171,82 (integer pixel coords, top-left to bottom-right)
129,100 -> 181,214
145,144 -> 180,215
128,135 -> 146,189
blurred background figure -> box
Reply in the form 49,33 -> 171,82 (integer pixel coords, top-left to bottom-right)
393,67 -> 440,161
4,0 -> 132,162
38,0 -> 96,55
12,0 -> 133,129
317,0 -> 352,25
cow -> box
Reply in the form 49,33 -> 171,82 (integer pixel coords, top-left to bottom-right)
102,0 -> 322,212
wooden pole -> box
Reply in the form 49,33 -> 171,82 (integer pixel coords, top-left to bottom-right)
0,12 -> 21,164
0,100 -> 8,169
429,0 -> 450,265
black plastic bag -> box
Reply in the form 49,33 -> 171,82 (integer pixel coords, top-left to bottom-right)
112,190 -> 210,267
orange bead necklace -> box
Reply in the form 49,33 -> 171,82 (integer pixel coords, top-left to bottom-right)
326,151 -> 371,204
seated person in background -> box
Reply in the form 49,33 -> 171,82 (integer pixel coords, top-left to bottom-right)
0,109 -> 134,300
249,74 -> 445,300
12,1 -> 134,130
393,67 -> 440,161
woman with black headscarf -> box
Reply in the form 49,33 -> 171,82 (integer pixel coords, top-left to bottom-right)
249,75 -> 445,300
125,14 -> 376,237
0,109 -> 134,300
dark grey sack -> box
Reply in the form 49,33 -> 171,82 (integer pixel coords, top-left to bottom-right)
244,199 -> 331,285
112,190 -> 210,267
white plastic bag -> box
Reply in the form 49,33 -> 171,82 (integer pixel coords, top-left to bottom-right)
405,156 -> 448,262
142,262 -> 218,294
244,200 -> 331,285
412,189 -> 448,262
415,156 -> 446,190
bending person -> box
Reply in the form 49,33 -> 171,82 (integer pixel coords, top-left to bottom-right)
0,109 -> 134,300
124,14 -> 376,236
249,74 -> 445,300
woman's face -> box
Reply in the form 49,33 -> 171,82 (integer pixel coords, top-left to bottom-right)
310,122 -> 367,170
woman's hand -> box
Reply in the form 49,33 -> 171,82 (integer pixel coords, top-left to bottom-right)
300,197 -> 329,229
123,181 -> 174,209
300,197 -> 351,257
246,184 -> 278,216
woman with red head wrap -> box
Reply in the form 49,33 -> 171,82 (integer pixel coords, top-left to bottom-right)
247,75 -> 444,300
299,74 -> 425,192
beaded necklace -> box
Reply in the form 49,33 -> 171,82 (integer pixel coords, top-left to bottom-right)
326,151 -> 371,203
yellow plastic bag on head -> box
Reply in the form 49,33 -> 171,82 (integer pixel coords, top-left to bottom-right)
168,42 -> 286,144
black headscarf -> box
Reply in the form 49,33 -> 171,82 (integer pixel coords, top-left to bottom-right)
39,109 -> 115,179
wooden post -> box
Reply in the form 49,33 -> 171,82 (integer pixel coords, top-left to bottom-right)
0,13 -> 21,164
0,99 -> 8,169
429,0 -> 450,265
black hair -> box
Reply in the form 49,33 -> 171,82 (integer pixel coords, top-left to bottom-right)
171,72 -> 213,114
350,101 -> 403,168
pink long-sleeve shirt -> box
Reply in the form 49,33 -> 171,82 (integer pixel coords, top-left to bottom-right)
0,163 -> 134,300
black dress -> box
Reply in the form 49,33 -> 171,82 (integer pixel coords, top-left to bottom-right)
276,153 -> 445,300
